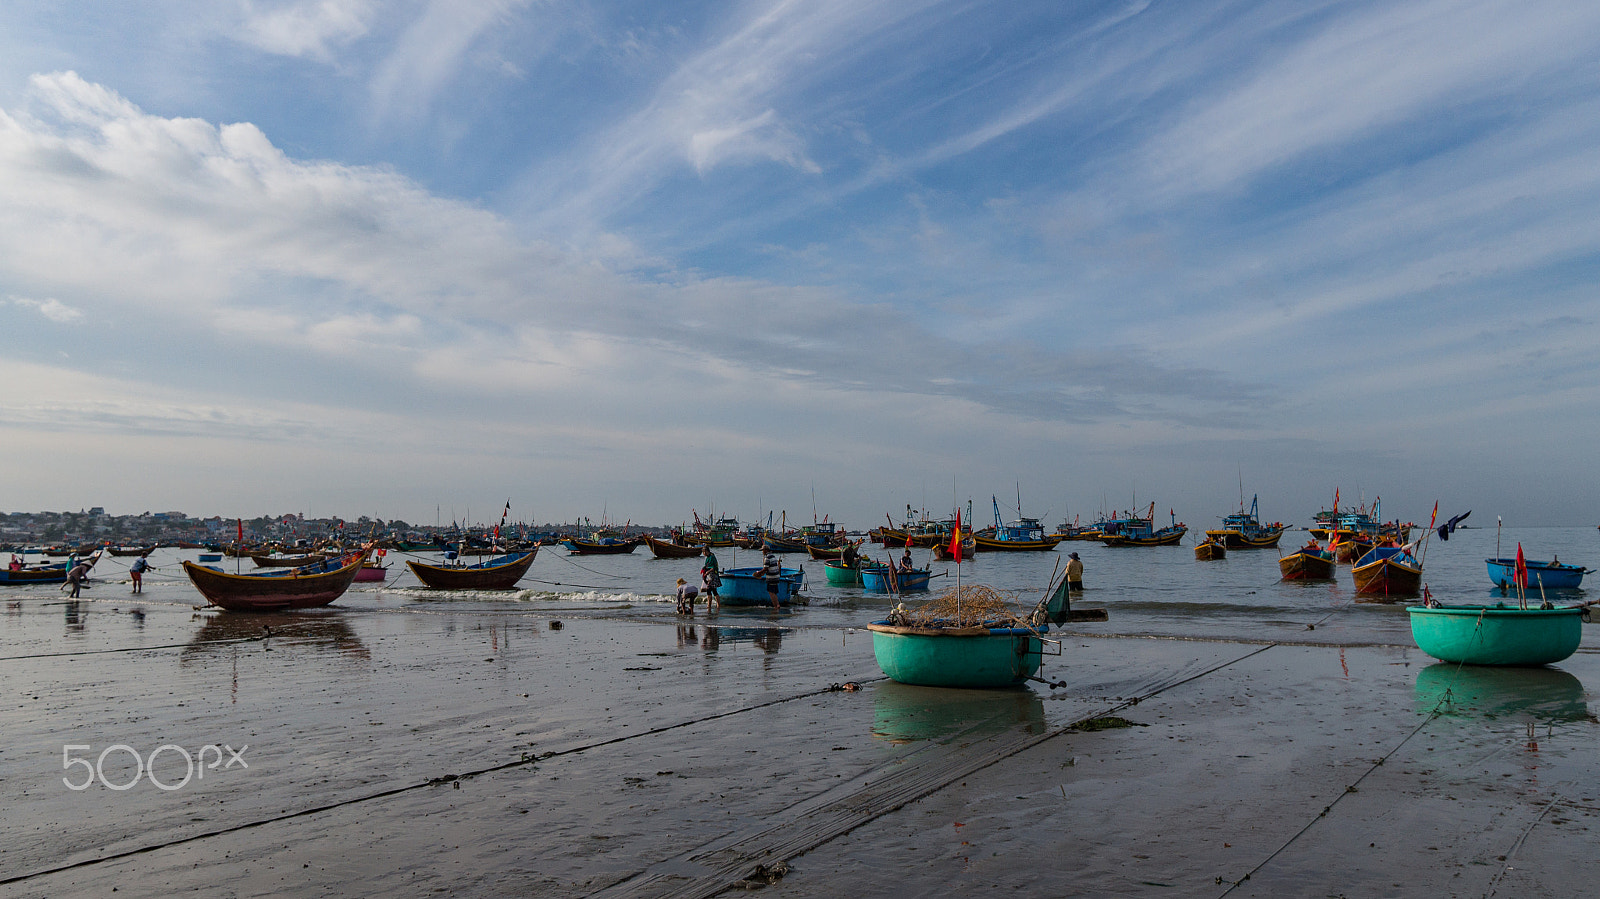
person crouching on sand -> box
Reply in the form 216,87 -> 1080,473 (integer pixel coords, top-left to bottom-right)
675,578 -> 699,615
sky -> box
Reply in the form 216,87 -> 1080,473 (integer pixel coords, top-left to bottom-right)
1,0 -> 1597,530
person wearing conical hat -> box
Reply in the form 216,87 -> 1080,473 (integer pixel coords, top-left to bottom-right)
674,577 -> 699,615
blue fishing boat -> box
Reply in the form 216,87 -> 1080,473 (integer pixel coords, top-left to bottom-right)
1352,543 -> 1422,599
971,496 -> 1062,552
860,566 -> 933,593
1099,504 -> 1186,547
1485,558 -> 1589,590
0,549 -> 102,585
718,565 -> 805,606
1204,495 -> 1285,548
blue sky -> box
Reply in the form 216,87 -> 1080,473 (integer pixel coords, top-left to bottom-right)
1,0 -> 1597,529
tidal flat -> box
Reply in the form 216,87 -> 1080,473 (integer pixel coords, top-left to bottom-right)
3,530 -> 1598,897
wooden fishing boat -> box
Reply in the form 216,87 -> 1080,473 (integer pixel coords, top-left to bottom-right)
252,552 -> 331,568
1408,603 -> 1583,666
1352,544 -> 1422,599
1203,495 -> 1285,548
823,558 -> 865,586
1194,537 -> 1227,561
406,550 -> 537,589
691,517 -> 741,547
1329,534 -> 1375,563
931,536 -> 975,562
353,563 -> 388,582
1098,504 -> 1186,547
560,536 -> 639,554
973,499 -> 1062,552
1485,558 -> 1589,590
860,566 -> 934,594
718,565 -> 806,606
107,545 -> 157,557
197,553 -> 223,563
642,535 -> 707,559
806,542 -> 850,560
1,550 -> 102,585
762,533 -> 809,553
870,526 -> 909,546
1278,544 -> 1335,580
182,552 -> 366,611
868,574 -> 1104,688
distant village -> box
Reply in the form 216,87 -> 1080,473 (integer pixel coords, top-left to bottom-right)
0,508 -> 618,550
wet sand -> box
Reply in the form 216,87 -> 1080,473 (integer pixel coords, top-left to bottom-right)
3,559 -> 1599,897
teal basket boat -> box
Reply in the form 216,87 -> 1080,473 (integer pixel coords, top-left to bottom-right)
1407,603 -> 1583,666
868,623 -> 1045,688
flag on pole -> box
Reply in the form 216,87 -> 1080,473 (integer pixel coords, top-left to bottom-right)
1428,501 -> 1438,532
949,510 -> 963,565
1515,543 -> 1528,589
237,518 -> 244,543
905,535 -> 913,549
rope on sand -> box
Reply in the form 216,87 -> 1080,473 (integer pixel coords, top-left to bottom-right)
597,644 -> 1280,899
0,678 -> 882,889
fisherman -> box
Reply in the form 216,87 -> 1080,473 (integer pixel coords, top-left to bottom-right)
66,559 -> 91,598
898,549 -> 915,574
675,577 -> 699,615
1066,552 -> 1084,591
129,556 -> 149,594
759,553 -> 784,609
841,541 -> 859,567
700,547 -> 721,610
7,555 -> 20,572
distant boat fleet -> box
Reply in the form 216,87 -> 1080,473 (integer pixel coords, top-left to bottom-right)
6,492 -> 1591,677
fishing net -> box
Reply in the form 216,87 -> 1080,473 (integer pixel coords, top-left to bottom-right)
885,583 -> 1031,628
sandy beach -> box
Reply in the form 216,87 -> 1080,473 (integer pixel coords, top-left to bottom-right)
3,536 -> 1598,897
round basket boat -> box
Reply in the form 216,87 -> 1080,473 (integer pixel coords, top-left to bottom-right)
1407,603 -> 1583,667
867,622 -> 1043,688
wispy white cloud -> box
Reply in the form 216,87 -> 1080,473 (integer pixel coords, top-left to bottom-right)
10,295 -> 84,322
369,0 -> 534,119
238,0 -> 376,60
526,0 -> 939,230
1140,0 -> 1600,197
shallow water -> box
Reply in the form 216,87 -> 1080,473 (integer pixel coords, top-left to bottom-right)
2,526 -> 1596,896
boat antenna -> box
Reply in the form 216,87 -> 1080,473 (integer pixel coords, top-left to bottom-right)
1496,516 -> 1502,559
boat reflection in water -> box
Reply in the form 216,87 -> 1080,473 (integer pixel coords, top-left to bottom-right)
182,612 -> 370,664
698,626 -> 786,654
1414,663 -> 1588,724
871,681 -> 1045,745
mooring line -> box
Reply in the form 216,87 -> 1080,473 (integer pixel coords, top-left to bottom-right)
1216,634 -> 1490,898
0,678 -> 880,888
1482,790 -> 1564,899
602,643 -> 1280,899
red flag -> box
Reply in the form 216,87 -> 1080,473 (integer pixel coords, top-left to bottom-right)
949,510 -> 963,564
1515,543 -> 1527,589
905,535 -> 913,548
237,518 -> 244,543
1428,501 -> 1438,531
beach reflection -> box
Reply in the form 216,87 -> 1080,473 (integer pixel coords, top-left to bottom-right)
181,612 -> 370,663
871,681 -> 1045,745
700,626 -> 786,654
63,600 -> 86,635
1414,663 -> 1589,723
